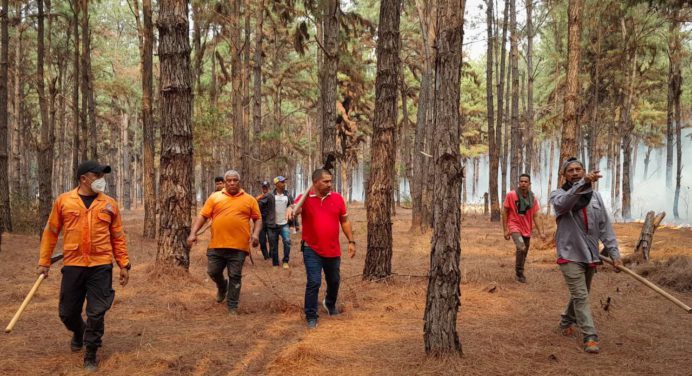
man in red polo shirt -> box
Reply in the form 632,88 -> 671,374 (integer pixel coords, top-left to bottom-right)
502,173 -> 546,283
288,168 -> 356,329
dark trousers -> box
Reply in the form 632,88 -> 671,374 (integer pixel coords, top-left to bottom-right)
59,264 -> 115,350
511,233 -> 531,276
207,248 -> 246,308
302,244 -> 340,321
268,224 -> 291,266
259,225 -> 270,259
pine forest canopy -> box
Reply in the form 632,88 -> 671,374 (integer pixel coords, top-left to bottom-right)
0,0 -> 689,239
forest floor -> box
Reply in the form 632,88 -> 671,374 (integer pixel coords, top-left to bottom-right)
1,203 -> 691,376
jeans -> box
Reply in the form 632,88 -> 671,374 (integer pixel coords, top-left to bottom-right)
559,262 -> 597,337
303,244 -> 340,321
59,264 -> 115,350
207,248 -> 247,309
259,225 -> 270,259
268,224 -> 291,266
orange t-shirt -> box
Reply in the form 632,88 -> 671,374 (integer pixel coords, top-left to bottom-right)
200,189 -> 260,252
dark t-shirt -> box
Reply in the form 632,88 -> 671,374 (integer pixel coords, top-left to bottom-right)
79,194 -> 98,209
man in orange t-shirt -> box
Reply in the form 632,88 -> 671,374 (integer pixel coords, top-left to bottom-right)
187,170 -> 261,314
502,174 -> 546,283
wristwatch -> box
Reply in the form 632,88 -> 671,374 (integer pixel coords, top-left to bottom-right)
348,240 -> 356,245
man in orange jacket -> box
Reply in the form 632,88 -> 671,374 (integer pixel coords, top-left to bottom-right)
38,160 -> 131,372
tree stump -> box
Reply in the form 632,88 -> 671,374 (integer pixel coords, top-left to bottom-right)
483,192 -> 489,215
634,211 -> 666,260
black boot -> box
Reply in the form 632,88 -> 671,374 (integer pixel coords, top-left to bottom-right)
84,347 -> 98,372
515,251 -> 527,283
215,279 -> 228,303
70,329 -> 84,352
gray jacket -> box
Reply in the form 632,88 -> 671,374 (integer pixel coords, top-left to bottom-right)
549,179 -> 621,263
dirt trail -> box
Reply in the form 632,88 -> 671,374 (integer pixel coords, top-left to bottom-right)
1,204 -> 691,375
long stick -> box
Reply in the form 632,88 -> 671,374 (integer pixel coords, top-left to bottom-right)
600,255 -> 692,314
293,184 -> 313,213
5,274 -> 47,333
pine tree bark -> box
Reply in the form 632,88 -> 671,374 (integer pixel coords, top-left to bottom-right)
156,0 -> 194,268
497,0 -> 509,200
252,0 -> 265,194
525,0 -> 534,176
10,5 -> 23,198
320,0 -> 339,162
143,0 -> 156,238
37,0 -> 55,235
509,0 -> 520,185
485,0 -> 499,222
363,0 -> 401,280
0,0 -> 11,231
70,0 -> 80,176
559,0 -> 582,171
670,12 -> 682,218
424,0 -> 465,355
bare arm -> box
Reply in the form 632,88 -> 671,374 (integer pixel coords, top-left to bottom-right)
533,211 -> 546,240
340,215 -> 356,258
502,207 -> 511,240
187,215 -> 209,247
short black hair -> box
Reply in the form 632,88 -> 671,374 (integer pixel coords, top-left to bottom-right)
312,168 -> 331,183
519,173 -> 531,182
214,176 -> 224,183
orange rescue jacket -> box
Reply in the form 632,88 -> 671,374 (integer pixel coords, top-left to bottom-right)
39,189 -> 129,268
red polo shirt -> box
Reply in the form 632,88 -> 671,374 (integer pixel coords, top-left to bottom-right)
297,191 -> 347,257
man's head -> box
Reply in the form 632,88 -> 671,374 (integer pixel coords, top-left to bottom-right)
214,176 -> 224,192
76,160 -> 111,194
518,174 -> 531,194
561,157 -> 585,184
273,176 -> 287,192
261,181 -> 269,194
224,170 -> 241,195
311,169 -> 332,196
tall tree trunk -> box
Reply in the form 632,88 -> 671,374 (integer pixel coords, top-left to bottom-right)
525,0 -> 534,176
70,0 -> 80,175
11,5 -> 23,198
0,0 -> 10,231
424,0 -> 465,355
509,0 -> 520,185
230,0 -> 245,183
497,0 -> 509,200
670,12 -> 682,218
320,0 -> 339,162
363,0 -> 401,280
156,0 -> 194,268
252,0 -> 265,194
79,0 -> 88,160
486,0 -> 500,221
133,0 -> 156,238
559,0 -> 582,176
122,111 -> 131,209
36,0 -> 54,235
501,63 -> 510,196
588,26 -> 601,171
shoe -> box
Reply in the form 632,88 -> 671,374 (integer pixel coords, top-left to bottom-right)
307,319 -> 318,329
583,336 -> 600,354
228,308 -> 239,316
282,262 -> 289,269
559,324 -> 576,338
84,348 -> 98,372
322,299 -> 339,316
216,280 -> 228,303
515,274 -> 527,283
70,330 -> 84,352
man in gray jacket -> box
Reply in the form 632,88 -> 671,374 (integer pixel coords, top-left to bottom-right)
550,157 -> 623,354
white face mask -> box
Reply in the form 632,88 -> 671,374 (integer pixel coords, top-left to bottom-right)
91,177 -> 107,193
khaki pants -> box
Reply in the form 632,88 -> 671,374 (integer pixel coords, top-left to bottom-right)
559,262 -> 597,338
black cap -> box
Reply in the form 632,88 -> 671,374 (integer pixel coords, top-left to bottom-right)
76,160 -> 111,178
